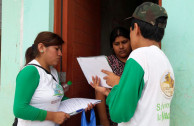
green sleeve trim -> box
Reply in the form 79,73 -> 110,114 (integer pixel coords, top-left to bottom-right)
36,110 -> 47,121
13,66 -> 46,121
106,58 -> 145,123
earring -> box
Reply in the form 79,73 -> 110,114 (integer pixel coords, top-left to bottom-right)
40,50 -> 44,53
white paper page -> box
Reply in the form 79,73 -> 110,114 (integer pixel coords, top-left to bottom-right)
77,55 -> 112,88
58,98 -> 101,116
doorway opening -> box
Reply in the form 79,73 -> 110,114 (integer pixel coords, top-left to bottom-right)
100,0 -> 159,56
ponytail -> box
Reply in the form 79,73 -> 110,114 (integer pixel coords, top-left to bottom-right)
25,46 -> 35,65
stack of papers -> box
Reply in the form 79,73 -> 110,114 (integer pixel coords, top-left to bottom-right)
58,98 -> 101,116
77,55 -> 112,88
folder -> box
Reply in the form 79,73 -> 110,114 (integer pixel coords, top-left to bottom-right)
58,98 -> 101,116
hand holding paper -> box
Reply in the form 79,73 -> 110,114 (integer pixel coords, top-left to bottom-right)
90,76 -> 111,96
77,56 -> 113,88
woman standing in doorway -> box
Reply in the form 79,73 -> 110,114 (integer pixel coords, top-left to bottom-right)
96,27 -> 132,126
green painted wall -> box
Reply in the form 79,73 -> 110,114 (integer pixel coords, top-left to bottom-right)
0,0 -> 22,125
23,0 -> 54,55
162,1 -> 194,126
0,0 -> 54,125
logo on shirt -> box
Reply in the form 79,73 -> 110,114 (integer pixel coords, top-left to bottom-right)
54,84 -> 64,97
160,72 -> 174,97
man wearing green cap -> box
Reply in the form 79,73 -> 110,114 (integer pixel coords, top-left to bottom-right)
91,2 -> 175,126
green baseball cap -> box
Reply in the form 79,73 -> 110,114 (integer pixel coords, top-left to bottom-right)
126,2 -> 168,28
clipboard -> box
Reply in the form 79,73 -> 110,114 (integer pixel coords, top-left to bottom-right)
58,98 -> 101,116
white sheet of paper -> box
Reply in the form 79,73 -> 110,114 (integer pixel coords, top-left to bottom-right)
77,55 -> 112,88
58,98 -> 101,116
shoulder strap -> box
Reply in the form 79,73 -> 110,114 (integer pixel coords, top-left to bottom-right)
27,64 -> 58,82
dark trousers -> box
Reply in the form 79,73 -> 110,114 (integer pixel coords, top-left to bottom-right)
13,118 -> 18,126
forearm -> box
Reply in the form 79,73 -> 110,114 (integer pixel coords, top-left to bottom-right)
97,103 -> 110,125
95,91 -> 110,125
45,111 -> 55,122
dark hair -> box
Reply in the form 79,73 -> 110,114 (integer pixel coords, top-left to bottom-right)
130,16 -> 167,42
110,27 -> 130,48
25,31 -> 64,65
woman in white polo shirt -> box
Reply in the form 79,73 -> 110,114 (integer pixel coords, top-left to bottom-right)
13,32 -> 93,126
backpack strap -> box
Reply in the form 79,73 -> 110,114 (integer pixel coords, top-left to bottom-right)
28,64 -> 57,82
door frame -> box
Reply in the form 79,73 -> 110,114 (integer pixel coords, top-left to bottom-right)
54,0 -> 68,74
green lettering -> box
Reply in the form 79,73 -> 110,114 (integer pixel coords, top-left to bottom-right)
157,112 -> 170,121
167,103 -> 170,108
162,112 -> 170,120
168,112 -> 170,119
157,113 -> 161,121
162,112 -> 164,120
157,104 -> 160,111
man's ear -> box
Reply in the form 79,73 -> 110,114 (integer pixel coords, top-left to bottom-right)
134,23 -> 141,36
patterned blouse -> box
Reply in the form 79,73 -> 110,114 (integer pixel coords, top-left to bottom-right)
107,55 -> 125,76
106,54 -> 125,126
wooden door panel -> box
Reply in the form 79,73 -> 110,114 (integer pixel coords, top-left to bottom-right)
54,0 -> 100,125
73,30 -> 97,47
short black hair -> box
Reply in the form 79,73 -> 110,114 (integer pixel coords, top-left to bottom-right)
130,16 -> 167,42
110,27 -> 130,48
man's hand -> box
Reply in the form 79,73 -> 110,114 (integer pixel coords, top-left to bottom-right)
102,70 -> 120,87
90,76 -> 110,96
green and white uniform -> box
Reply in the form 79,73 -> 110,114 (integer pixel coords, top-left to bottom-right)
13,59 -> 68,126
106,46 -> 175,126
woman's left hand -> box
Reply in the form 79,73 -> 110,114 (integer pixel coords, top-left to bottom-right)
85,103 -> 95,112
90,76 -> 110,96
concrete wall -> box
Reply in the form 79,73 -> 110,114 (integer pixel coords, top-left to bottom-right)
0,0 -> 54,125
162,1 -> 194,126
